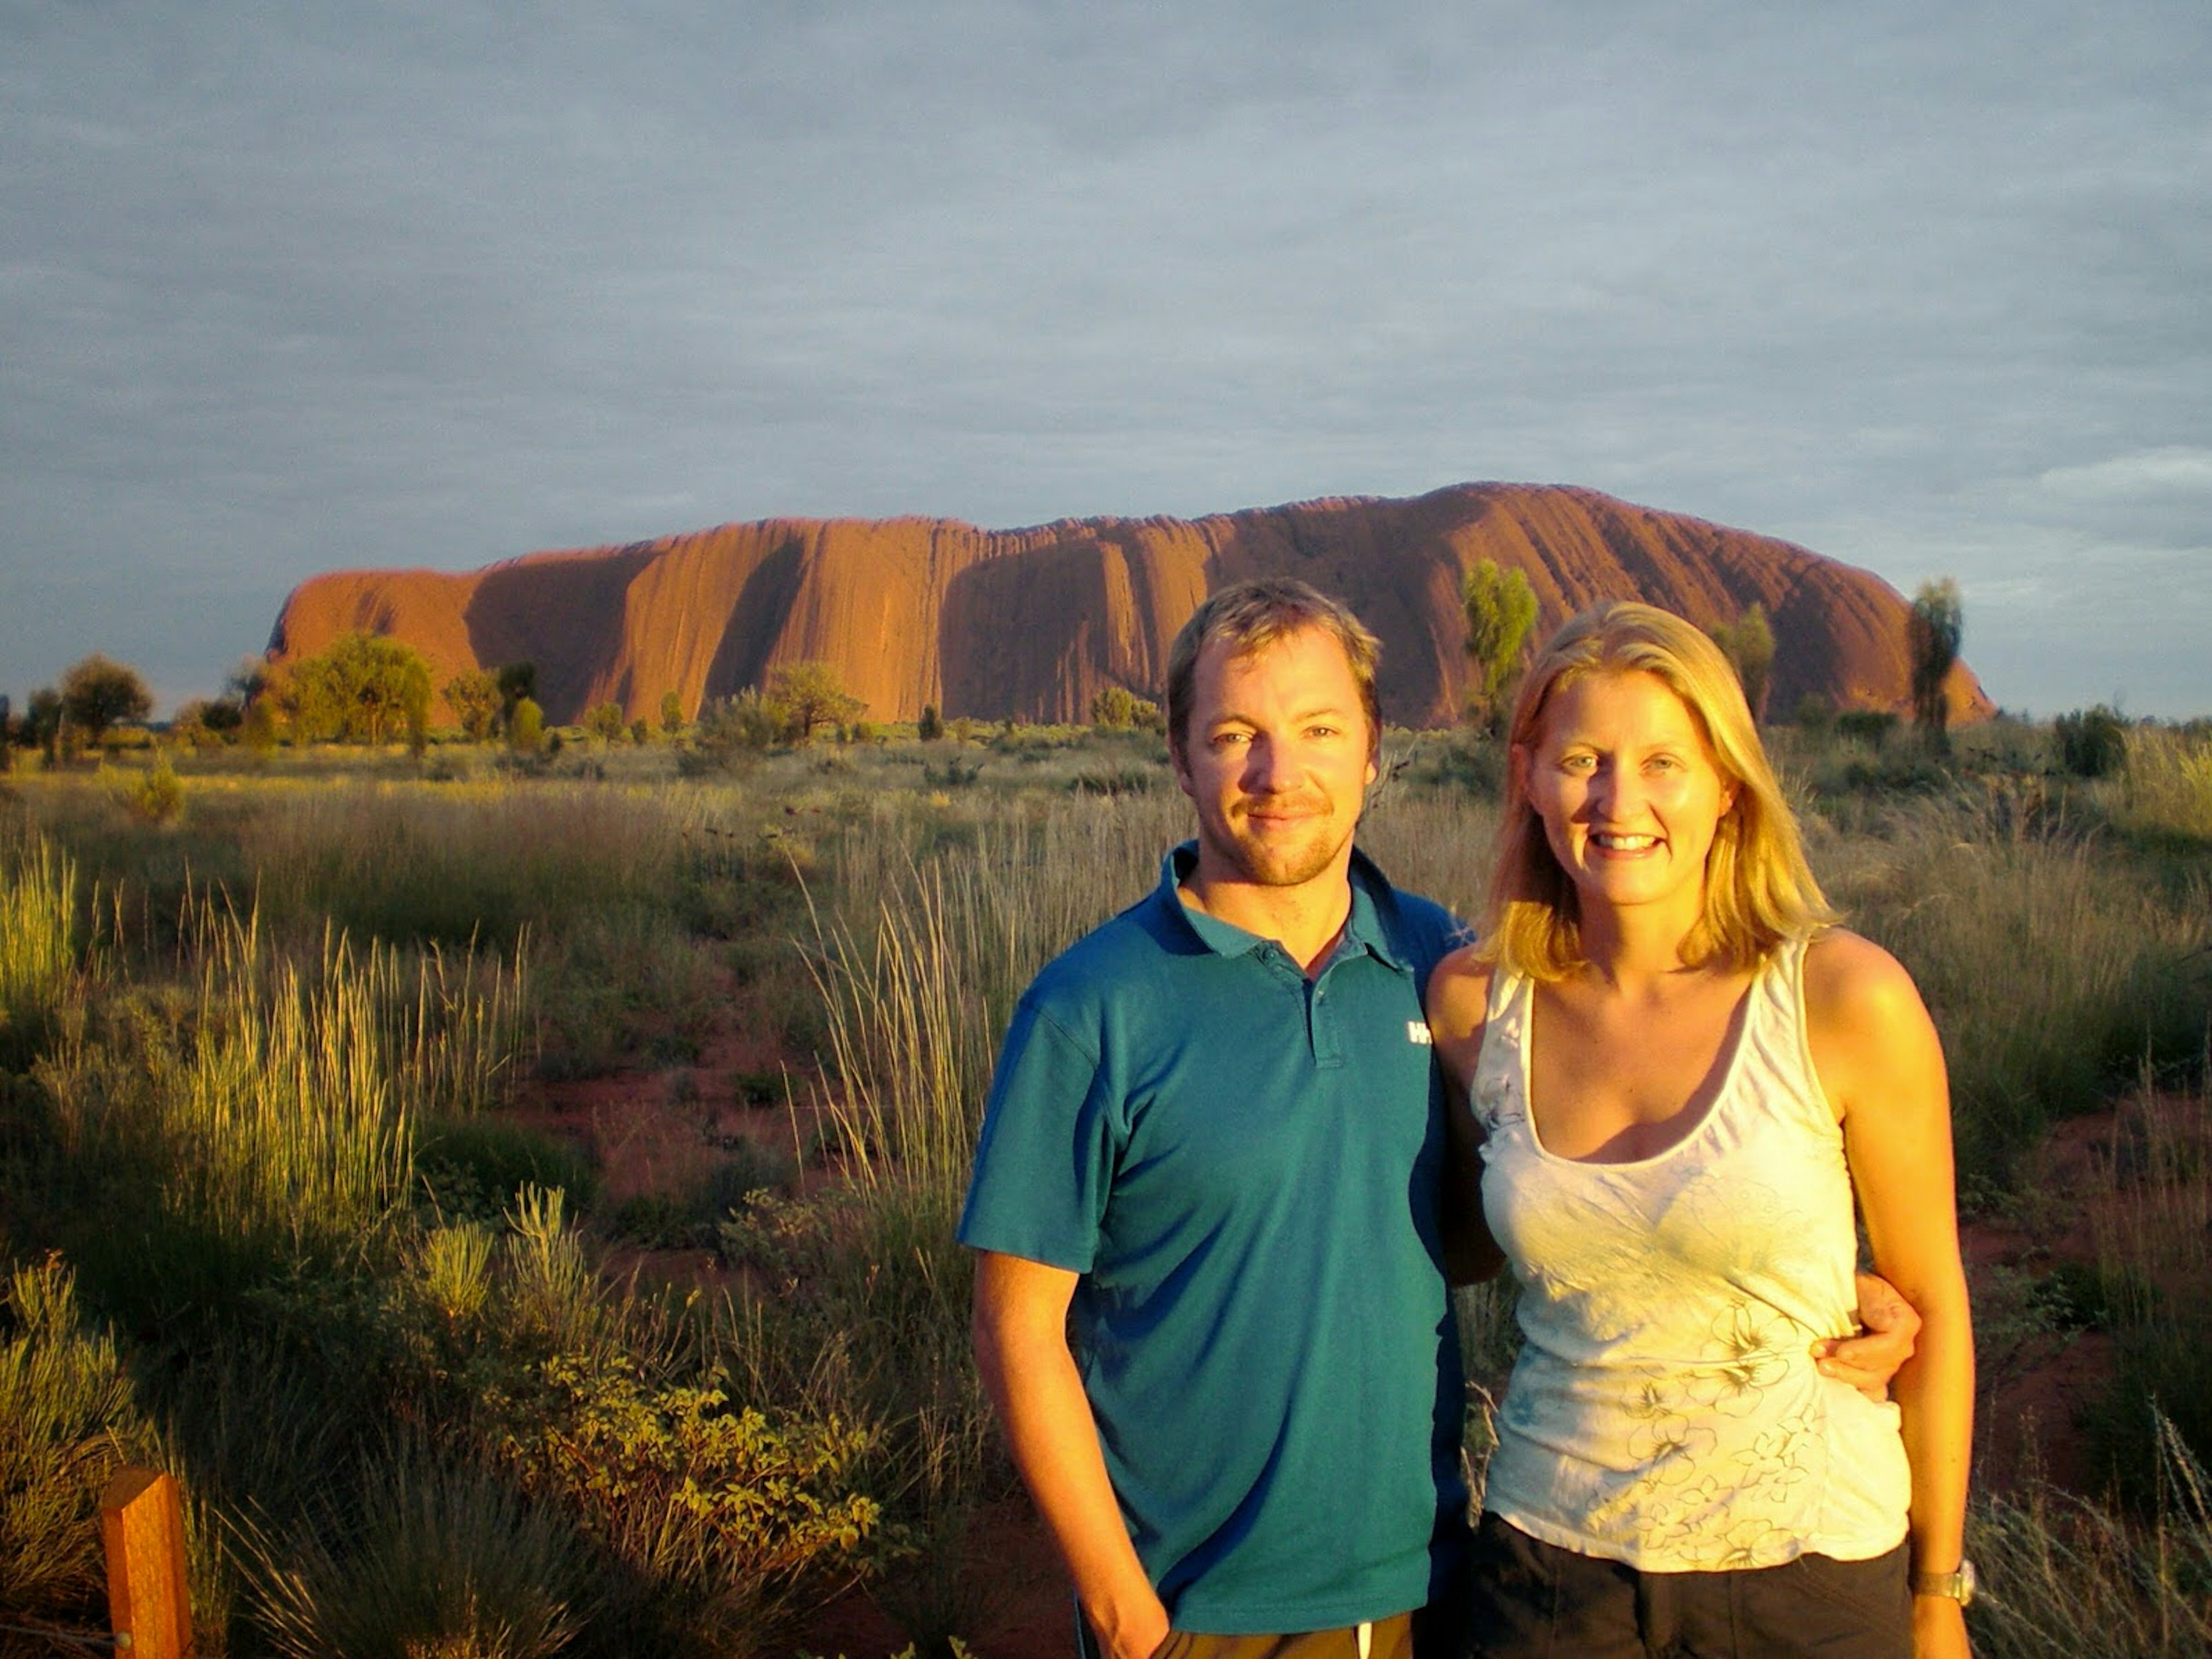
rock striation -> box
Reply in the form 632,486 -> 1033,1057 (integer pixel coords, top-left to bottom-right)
266,483 -> 1992,729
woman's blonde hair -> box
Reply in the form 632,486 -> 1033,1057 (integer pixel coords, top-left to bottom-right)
1482,601 -> 1835,979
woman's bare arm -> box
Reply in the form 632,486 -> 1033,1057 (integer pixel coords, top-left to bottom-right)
1427,947 -> 1505,1286
1808,931 -> 1975,1659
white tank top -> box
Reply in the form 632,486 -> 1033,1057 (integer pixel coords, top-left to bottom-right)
1474,938 -> 1911,1569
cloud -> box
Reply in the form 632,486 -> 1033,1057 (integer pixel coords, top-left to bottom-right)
2039,449 -> 2212,499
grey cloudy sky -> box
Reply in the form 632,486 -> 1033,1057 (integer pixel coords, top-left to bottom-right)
5,0 -> 2208,717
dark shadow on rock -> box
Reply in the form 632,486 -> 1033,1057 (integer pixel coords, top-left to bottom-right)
941,535 -> 1108,722
702,533 -> 808,702
464,544 -> 657,723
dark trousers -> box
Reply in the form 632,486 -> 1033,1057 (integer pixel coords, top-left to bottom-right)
1464,1513 -> 1910,1659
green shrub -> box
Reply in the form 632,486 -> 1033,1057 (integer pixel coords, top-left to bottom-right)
582,702 -> 626,744
613,1139 -> 798,1252
0,1258 -> 147,1618
509,699 -> 545,756
1835,708 -> 1899,744
608,1191 -> 703,1250
729,1069 -> 790,1108
418,1118 -> 597,1224
2056,706 -> 2129,779
478,1350 -> 883,1638
1068,763 -> 1163,797
1790,694 -> 1835,733
120,752 -> 187,824
532,906 -> 720,1078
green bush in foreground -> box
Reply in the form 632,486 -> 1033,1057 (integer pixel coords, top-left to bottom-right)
0,1257 -> 147,1618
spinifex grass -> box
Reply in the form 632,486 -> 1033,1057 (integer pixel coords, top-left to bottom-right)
0,831 -> 82,1066
2078,1067 -> 2212,1499
1816,796 -> 2212,1192
1967,1415 -> 2212,1658
243,1447 -> 590,1659
31,896 -> 529,1330
241,778 -> 690,946
2120,725 -> 2212,846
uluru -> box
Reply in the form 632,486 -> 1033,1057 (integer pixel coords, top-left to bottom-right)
264,483 -> 1992,729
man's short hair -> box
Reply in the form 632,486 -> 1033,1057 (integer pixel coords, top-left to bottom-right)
1165,578 -> 1383,762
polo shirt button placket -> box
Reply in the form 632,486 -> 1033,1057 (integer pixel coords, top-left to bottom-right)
1310,974 -> 1342,1068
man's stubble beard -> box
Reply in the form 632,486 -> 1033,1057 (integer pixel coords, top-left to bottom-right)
1213,794 -> 1363,890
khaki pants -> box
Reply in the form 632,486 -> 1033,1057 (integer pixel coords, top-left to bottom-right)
1079,1609 -> 1416,1659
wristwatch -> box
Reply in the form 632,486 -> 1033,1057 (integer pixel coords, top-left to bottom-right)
1911,1559 -> 1978,1607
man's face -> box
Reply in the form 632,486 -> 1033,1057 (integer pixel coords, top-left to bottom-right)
1171,626 -> 1378,893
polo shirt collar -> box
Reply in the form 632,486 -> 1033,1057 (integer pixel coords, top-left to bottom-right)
1155,842 -> 1412,975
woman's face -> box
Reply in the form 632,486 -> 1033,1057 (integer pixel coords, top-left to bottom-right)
1515,668 -> 1738,931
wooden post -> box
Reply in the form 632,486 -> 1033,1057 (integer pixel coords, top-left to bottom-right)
101,1466 -> 192,1658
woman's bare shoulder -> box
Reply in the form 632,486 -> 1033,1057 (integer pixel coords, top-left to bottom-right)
1426,941 -> 1495,1046
1803,928 -> 1934,1046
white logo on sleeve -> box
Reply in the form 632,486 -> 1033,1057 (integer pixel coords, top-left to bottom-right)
1407,1020 -> 1433,1045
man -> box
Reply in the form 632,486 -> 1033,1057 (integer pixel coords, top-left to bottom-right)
961,579 -> 1912,1659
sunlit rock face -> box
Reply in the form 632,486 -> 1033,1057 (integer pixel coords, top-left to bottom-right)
266,483 -> 1993,728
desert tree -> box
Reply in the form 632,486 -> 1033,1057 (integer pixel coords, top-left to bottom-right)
692,689 -> 790,762
1092,685 -> 1164,733
495,662 -> 538,725
25,688 -> 63,764
917,703 -> 945,742
199,694 -> 244,737
241,693 -> 281,753
1090,685 -> 1139,730
222,659 -> 271,745
2055,706 -> 2128,779
225,656 -> 271,713
764,661 -> 863,744
1709,603 -> 1777,722
59,653 -> 153,749
169,699 -> 225,749
286,632 -> 434,745
658,690 -> 685,735
444,669 -> 503,741
583,701 -> 627,744
1462,559 -> 1540,736
1907,578 -> 1964,747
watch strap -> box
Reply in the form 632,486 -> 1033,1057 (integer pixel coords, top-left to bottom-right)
1910,1559 -> 1977,1605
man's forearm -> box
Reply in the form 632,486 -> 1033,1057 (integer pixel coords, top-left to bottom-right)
973,1259 -> 1168,1659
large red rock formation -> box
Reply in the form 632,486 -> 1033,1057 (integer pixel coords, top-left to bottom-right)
266,483 -> 1991,728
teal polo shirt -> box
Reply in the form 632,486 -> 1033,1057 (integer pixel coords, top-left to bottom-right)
959,844 -> 1466,1634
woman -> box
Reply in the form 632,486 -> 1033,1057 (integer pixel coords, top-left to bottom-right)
1429,603 -> 1974,1659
